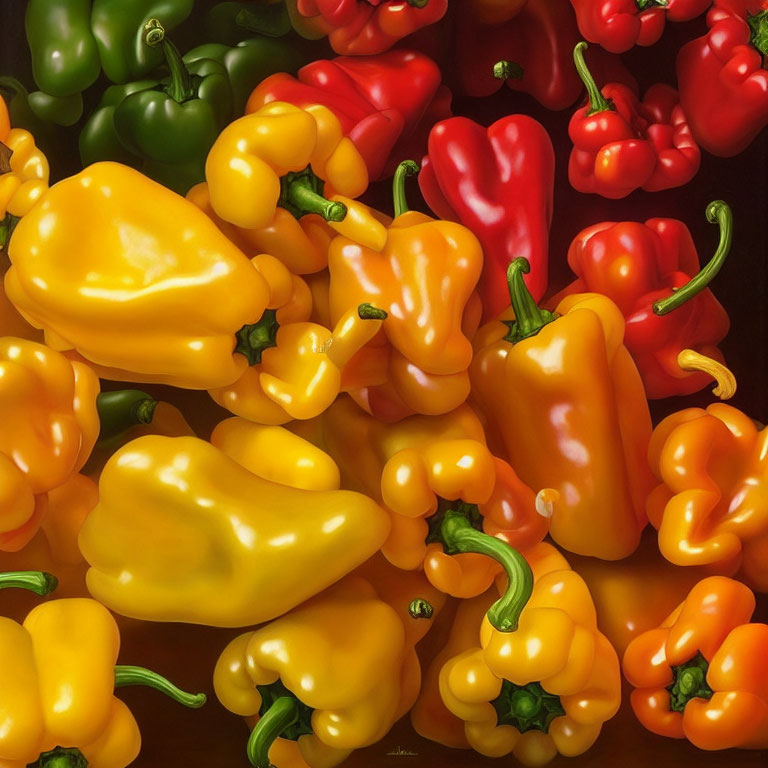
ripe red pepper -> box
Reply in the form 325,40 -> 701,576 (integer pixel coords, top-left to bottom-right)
677,0 -> 768,157
247,50 -> 451,180
569,42 -> 700,198
548,200 -> 733,399
419,115 -> 555,321
293,0 -> 448,55
454,0 -> 636,110
570,0 -> 712,54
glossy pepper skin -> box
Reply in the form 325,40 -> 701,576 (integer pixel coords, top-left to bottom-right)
568,42 -> 700,198
214,575 -> 424,768
292,0 -> 448,55
5,162 -> 274,390
548,200 -> 733,399
623,576 -> 768,749
441,543 -> 622,765
78,435 -> 391,627
248,50 -> 453,181
647,403 -> 768,592
419,115 -> 554,321
677,0 -> 768,156
570,0 -> 712,53
471,259 -> 655,560
0,597 -> 206,768
0,338 -> 99,553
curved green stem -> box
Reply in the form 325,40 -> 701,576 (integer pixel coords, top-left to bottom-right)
408,598 -> 434,619
358,303 -> 388,320
287,181 -> 346,221
28,747 -> 88,768
96,390 -> 157,441
0,570 -> 57,596
393,160 -> 420,218
503,258 -> 557,344
143,18 -> 193,103
247,697 -> 300,768
653,200 -> 732,316
437,504 -> 533,632
235,309 -> 279,366
493,61 -> 524,81
573,41 -> 614,116
113,665 -> 207,708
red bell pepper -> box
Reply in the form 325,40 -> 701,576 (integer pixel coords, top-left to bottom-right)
570,0 -> 712,54
569,42 -> 700,198
547,200 -> 733,399
292,0 -> 448,55
419,115 -> 555,321
677,0 -> 768,156
454,0 -> 636,110
247,49 -> 452,180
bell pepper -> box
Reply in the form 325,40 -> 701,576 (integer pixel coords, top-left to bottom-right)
78,435 -> 391,626
470,258 -> 655,560
440,542 -> 622,766
677,0 -> 768,156
4,162 -> 278,390
419,115 -> 554,321
0,78 -> 58,156
647,402 -> 768,592
547,200 -> 733,399
290,0 -> 448,55
247,50 -> 453,181
453,0 -> 636,110
569,42 -> 700,198
0,338 -> 99,553
0,597 -> 206,768
570,0 -> 712,53
214,573 -> 426,768
623,575 -> 768,749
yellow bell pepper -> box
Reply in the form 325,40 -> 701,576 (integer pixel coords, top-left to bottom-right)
0,597 -> 205,768
213,575 -> 422,768
205,101 -> 386,252
78,435 -> 391,627
0,338 -> 99,552
4,162 -> 273,390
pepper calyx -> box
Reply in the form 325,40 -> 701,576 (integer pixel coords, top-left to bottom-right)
27,747 -> 88,768
747,10 -> 768,57
667,651 -> 714,712
280,166 -> 347,222
492,680 -> 565,734
408,598 -> 434,619
636,0 -> 668,9
493,61 -> 525,81
235,310 -> 280,366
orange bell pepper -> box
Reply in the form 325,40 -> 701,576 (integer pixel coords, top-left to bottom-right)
647,402 -> 768,591
623,575 -> 768,750
470,258 -> 655,560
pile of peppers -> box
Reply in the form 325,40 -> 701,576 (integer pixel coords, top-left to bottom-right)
1,1 -> 768,767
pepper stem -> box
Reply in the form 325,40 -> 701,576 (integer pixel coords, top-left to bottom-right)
143,19 -> 193,103
573,41 -> 614,116
0,570 -> 57,596
28,747 -> 88,768
407,0 -> 429,6
748,10 -> 768,56
636,0 -> 668,8
96,390 -> 157,441
503,258 -> 557,344
493,61 -> 525,81
434,502 -> 533,632
247,697 -> 300,768
358,303 -> 388,320
677,349 -> 737,400
653,201 -> 732,316
393,160 -> 420,218
235,309 -> 280,366
408,598 -> 434,619
279,167 -> 347,222
113,665 -> 207,708
667,651 -> 713,712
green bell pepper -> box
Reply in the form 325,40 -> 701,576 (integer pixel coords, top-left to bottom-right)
112,19 -> 233,165
0,78 -> 57,148
205,1 -> 292,45
25,0 -> 101,98
91,0 -> 194,84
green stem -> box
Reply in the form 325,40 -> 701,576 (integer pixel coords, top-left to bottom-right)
573,41 -> 614,116
0,570 -> 57,596
286,181 -> 346,221
235,309 -> 279,366
492,680 -> 565,733
493,61 -> 525,81
437,504 -> 533,632
748,11 -> 768,60
358,303 -> 388,320
28,747 -> 88,768
143,18 -> 193,103
503,258 -> 557,344
667,652 -> 713,712
407,0 -> 429,6
392,160 -> 419,218
636,0 -> 668,8
113,665 -> 207,708
247,697 -> 300,768
653,200 -> 732,316
408,598 -> 434,619
96,390 -> 157,441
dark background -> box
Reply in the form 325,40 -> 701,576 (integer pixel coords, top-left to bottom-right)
1,1 -> 767,767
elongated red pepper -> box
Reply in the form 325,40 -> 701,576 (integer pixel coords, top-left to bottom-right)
548,201 -> 733,399
677,0 -> 768,156
419,115 -> 554,321
293,0 -> 448,55
247,50 -> 452,181
570,0 -> 711,54
569,42 -> 700,198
